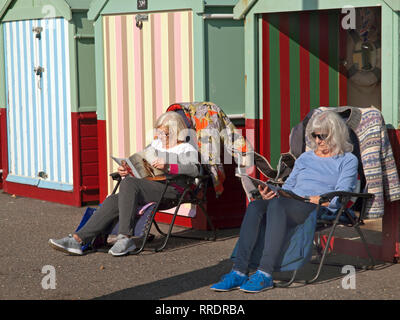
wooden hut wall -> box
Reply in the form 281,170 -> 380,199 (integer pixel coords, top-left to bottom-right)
102,11 -> 194,194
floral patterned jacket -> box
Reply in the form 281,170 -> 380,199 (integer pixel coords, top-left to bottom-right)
167,102 -> 252,197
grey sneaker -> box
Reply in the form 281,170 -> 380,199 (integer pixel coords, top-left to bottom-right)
108,234 -> 136,256
48,234 -> 83,255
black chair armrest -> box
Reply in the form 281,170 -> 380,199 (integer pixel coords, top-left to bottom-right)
319,191 -> 374,205
110,172 -> 122,181
164,173 -> 210,184
165,173 -> 193,182
109,172 -> 210,183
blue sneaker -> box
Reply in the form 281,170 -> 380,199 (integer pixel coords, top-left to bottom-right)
240,270 -> 274,293
210,270 -> 248,292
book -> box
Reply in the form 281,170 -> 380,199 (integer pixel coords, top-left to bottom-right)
112,148 -> 165,179
253,151 -> 296,183
236,172 -> 309,202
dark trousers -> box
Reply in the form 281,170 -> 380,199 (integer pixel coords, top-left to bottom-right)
234,197 -> 317,274
76,176 -> 180,244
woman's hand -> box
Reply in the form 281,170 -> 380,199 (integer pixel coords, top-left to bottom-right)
152,158 -> 168,171
118,165 -> 129,178
309,195 -> 329,206
258,185 -> 277,200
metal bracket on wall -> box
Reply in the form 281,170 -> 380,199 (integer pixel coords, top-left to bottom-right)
37,171 -> 48,179
34,66 -> 45,77
32,26 -> 43,40
202,14 -> 234,19
74,34 -> 95,40
135,14 -> 148,29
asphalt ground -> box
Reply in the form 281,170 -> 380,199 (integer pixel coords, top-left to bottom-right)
1,190 -> 399,306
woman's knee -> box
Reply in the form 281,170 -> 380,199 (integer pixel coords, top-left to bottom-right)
266,197 -> 285,213
119,176 -> 140,192
100,193 -> 119,211
245,200 -> 269,218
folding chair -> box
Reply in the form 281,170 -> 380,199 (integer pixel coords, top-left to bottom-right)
232,112 -> 378,287
109,168 -> 216,255
233,177 -> 375,286
306,189 -> 375,284
105,101 -> 252,254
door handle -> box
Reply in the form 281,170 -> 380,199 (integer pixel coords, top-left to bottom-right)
34,66 -> 45,89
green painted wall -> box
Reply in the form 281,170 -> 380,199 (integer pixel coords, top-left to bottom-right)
0,23 -> 5,109
72,11 -> 96,112
204,6 -> 245,117
91,0 -> 204,17
93,17 -> 105,120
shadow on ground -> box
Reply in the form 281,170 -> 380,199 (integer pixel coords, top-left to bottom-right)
93,227 -> 391,300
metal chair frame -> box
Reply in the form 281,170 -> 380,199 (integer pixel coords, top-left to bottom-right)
110,171 -> 217,254
273,190 -> 376,288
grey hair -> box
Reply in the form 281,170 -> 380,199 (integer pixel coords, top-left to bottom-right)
305,110 -> 353,155
155,111 -> 188,142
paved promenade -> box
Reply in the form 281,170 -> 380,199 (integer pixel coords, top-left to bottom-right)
0,191 -> 399,302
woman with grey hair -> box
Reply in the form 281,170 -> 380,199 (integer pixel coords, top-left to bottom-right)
49,111 -> 199,256
211,110 -> 358,293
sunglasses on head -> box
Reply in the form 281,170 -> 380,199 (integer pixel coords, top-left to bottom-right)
311,132 -> 328,140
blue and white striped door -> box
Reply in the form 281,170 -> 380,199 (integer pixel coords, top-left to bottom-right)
3,18 -> 73,191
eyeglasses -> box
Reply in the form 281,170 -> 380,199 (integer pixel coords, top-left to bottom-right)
156,129 -> 169,137
311,132 -> 328,140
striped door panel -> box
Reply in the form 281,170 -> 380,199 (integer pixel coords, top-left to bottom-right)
260,11 -> 347,166
3,18 -> 73,190
103,11 -> 194,193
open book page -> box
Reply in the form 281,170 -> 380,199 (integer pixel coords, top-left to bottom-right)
111,156 -> 142,178
129,151 -> 165,178
111,147 -> 165,179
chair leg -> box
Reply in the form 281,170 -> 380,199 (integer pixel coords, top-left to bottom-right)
196,202 -> 217,241
132,184 -> 217,253
166,202 -> 217,241
154,188 -> 191,252
274,270 -> 298,288
130,183 -> 171,255
307,221 -> 339,284
353,224 -> 376,268
154,202 -> 217,252
153,219 -> 167,237
130,208 -> 159,255
308,224 -> 376,280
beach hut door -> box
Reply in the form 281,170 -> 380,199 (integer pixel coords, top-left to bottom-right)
3,18 -> 73,191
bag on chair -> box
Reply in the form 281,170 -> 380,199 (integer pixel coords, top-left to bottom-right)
75,202 -> 156,252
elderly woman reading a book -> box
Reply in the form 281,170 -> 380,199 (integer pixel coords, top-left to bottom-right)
211,110 -> 359,293
49,111 -> 199,256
